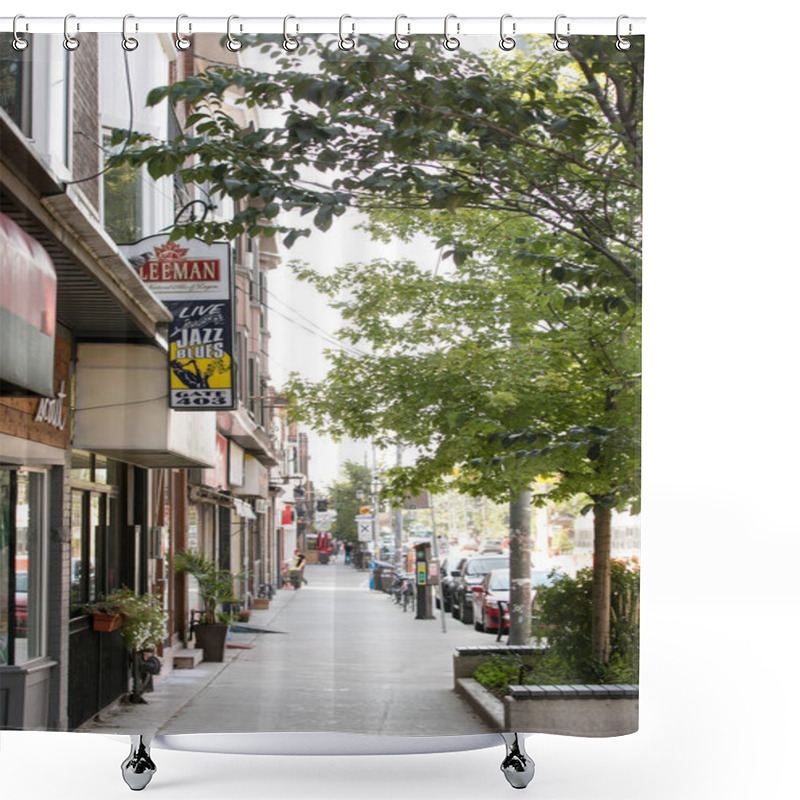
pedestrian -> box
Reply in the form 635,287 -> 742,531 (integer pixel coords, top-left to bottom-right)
292,549 -> 308,587
344,541 -> 353,565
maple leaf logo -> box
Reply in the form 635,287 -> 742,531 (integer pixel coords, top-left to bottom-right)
154,242 -> 189,261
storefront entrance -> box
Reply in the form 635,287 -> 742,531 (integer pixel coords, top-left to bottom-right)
66,455 -> 128,729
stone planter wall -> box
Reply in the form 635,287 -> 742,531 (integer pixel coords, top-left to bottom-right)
504,684 -> 638,736
452,645 -> 548,685
453,646 -> 638,737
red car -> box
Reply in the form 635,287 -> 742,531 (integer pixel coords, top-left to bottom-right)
472,568 -> 554,633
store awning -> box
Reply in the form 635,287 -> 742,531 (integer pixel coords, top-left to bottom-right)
0,211 -> 57,396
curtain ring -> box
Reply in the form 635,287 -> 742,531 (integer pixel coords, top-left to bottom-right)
616,15 -> 632,51
282,15 -> 300,51
63,14 -> 79,51
499,13 -> 516,50
122,14 -> 138,51
12,15 -> 29,51
339,15 -> 355,51
553,14 -> 570,51
226,15 -> 243,51
394,14 -> 410,51
175,14 -> 191,51
443,14 -> 460,51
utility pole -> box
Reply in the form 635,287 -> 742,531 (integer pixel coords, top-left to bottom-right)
393,445 -> 403,567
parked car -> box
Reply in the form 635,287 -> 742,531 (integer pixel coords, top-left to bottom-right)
478,539 -> 504,554
451,554 -> 508,624
436,553 -> 467,613
14,571 -> 28,636
472,568 -> 555,633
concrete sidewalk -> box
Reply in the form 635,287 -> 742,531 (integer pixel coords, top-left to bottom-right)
78,562 -> 494,737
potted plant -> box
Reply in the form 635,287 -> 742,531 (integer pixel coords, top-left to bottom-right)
87,596 -> 124,632
174,549 -> 234,662
86,589 -> 168,651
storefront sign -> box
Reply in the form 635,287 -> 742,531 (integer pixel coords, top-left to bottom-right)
121,237 -> 235,410
0,336 -> 71,452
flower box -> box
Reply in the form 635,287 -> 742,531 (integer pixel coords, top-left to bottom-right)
92,612 -> 123,632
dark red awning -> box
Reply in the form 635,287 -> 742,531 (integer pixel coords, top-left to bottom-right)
0,211 -> 57,395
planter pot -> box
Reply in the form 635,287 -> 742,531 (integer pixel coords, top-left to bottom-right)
92,612 -> 123,632
194,623 -> 229,662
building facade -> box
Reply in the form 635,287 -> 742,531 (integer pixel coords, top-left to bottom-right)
1,32 -> 314,730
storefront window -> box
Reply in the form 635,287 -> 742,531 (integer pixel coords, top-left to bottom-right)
0,34 -> 32,134
0,470 -> 46,665
70,490 -> 84,615
70,453 -> 120,616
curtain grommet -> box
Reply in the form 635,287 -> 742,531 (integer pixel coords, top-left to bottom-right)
339,15 -> 356,51
499,14 -> 516,51
226,15 -> 243,52
443,14 -> 460,51
283,15 -> 300,52
63,14 -> 80,51
175,14 -> 191,51
122,14 -> 138,51
12,15 -> 29,51
394,15 -> 411,51
553,14 -> 570,51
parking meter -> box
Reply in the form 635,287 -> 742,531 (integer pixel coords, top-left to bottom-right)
414,543 -> 435,619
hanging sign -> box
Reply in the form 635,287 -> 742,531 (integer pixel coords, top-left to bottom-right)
355,513 -> 373,542
121,236 -> 235,410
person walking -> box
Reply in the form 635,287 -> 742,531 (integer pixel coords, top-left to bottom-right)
291,549 -> 308,588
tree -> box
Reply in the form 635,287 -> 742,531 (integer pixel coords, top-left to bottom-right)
123,34 -> 642,657
327,460 -> 372,543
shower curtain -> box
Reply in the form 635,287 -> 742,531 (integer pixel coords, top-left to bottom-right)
0,21 -> 642,747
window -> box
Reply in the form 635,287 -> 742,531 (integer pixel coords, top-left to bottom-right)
69,453 -> 121,616
0,469 -> 47,666
103,132 -> 143,243
0,34 -> 32,134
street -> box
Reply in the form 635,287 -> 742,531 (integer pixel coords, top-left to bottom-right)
79,561 -> 494,736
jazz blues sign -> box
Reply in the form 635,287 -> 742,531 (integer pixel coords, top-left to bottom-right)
122,237 -> 235,410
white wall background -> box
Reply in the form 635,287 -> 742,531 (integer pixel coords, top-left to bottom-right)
2,2 -> 798,800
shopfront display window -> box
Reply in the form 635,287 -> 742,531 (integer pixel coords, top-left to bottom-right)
0,469 -> 47,666
69,452 -> 121,617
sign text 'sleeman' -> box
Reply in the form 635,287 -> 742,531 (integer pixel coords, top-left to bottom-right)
139,260 -> 220,283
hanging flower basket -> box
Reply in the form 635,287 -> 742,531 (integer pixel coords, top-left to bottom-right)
92,612 -> 123,632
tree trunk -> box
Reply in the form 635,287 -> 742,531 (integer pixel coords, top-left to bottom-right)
507,489 -> 532,646
591,504 -> 613,665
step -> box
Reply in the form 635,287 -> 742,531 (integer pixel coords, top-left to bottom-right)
172,648 -> 204,670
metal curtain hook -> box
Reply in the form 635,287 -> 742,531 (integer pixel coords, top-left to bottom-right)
12,15 -> 29,51
394,14 -> 410,51
226,15 -> 242,51
616,15 -> 632,51
63,14 -> 79,51
499,13 -> 516,50
553,14 -> 570,51
175,14 -> 191,50
122,14 -> 138,51
283,15 -> 299,51
339,15 -> 355,51
443,14 -> 460,51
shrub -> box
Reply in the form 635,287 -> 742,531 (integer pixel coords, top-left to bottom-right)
535,558 -> 640,683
